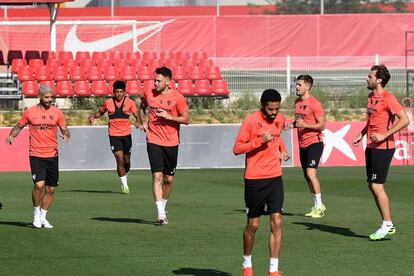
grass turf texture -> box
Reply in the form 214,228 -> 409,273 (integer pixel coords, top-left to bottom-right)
0,167 -> 413,275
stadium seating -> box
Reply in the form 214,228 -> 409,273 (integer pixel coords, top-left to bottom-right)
55,80 -> 73,97
115,59 -> 129,68
212,79 -> 229,97
109,50 -> 125,61
52,66 -> 69,81
188,65 -> 205,80
143,51 -> 157,62
74,80 -> 91,96
46,58 -> 60,69
177,79 -> 194,96
24,50 -> 41,62
11,58 -> 27,74
75,51 -> 91,62
125,80 -> 142,97
92,51 -> 108,61
28,59 -> 44,70
130,59 -> 144,68
21,80 -> 38,97
103,66 -> 119,81
137,66 -> 153,81
205,66 -> 222,80
143,80 -> 155,94
119,66 -> 137,81
58,51 -> 73,61
41,51 -> 56,63
125,51 -> 141,61
79,58 -> 94,68
172,66 -> 188,80
169,79 -> 177,89
17,66 -> 34,81
39,80 -> 55,92
35,66 -> 52,81
86,66 -> 103,81
7,50 -> 23,66
194,79 -> 212,96
91,80 -> 108,96
69,66 -> 86,81
96,58 -> 113,68
192,51 -> 208,62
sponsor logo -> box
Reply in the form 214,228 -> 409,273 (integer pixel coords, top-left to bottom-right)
371,174 -> 377,180
32,174 -> 36,180
322,124 -> 356,163
309,160 -> 316,166
64,19 -> 176,53
245,207 -> 249,214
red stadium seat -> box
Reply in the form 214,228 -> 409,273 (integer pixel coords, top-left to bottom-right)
91,80 -> 108,96
60,58 -> 77,69
212,79 -> 230,96
177,58 -> 193,68
11,58 -> 27,74
160,51 -> 174,61
175,51 -> 190,61
172,66 -> 188,80
125,51 -> 141,61
147,59 -> 160,69
143,80 -> 155,94
7,50 -> 23,66
177,79 -> 194,96
28,59 -> 44,70
86,66 -> 103,81
205,66 -> 222,80
103,66 -> 120,81
55,80 -> 73,97
58,51 -> 73,61
39,80 -> 55,93
192,51 -> 208,62
130,59 -> 144,68
96,59 -> 113,68
75,51 -> 91,62
194,79 -> 212,96
34,66 -> 52,81
125,80 -> 143,97
41,51 -> 56,64
169,80 -> 177,89
143,51 -> 157,61
92,51 -> 108,61
25,50 -> 41,63
17,66 -> 34,81
69,66 -> 86,81
79,58 -> 94,68
107,80 -> 115,95
109,50 -> 125,61
119,66 -> 137,81
74,80 -> 91,96
46,58 -> 60,69
114,59 -> 128,68
137,66 -> 153,81
21,80 -> 38,97
52,66 -> 69,81
188,65 -> 205,80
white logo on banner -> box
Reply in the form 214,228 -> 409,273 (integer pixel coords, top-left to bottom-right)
63,19 -> 176,52
322,124 -> 356,163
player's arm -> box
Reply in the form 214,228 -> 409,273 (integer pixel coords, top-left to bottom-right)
5,123 -> 25,145
60,126 -> 71,142
278,137 -> 290,161
352,126 -> 367,147
156,109 -> 189,125
233,120 -> 270,155
88,109 -> 105,124
295,115 -> 325,131
131,109 -> 142,129
139,102 -> 149,132
371,109 -> 409,143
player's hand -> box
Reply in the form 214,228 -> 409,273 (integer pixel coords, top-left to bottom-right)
371,133 -> 386,143
284,123 -> 294,130
60,134 -> 70,142
139,121 -> 148,133
295,119 -> 306,128
280,151 -> 290,161
261,131 -> 272,143
5,136 -> 13,145
156,109 -> 171,120
352,133 -> 363,147
88,115 -> 95,124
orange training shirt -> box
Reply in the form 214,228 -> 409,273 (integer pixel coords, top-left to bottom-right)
233,111 -> 287,180
366,90 -> 403,149
295,96 -> 324,148
99,97 -> 137,136
18,105 -> 66,158
141,89 -> 189,146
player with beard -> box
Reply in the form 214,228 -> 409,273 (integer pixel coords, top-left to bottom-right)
5,85 -> 70,229
233,89 -> 289,276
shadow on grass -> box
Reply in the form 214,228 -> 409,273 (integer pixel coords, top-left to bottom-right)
173,267 -> 232,276
0,221 -> 33,228
93,217 -> 154,225
293,222 -> 367,239
62,189 -> 120,194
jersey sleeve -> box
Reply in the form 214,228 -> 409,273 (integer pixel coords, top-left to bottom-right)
233,117 -> 264,155
312,99 -> 324,119
18,110 -> 29,126
176,93 -> 189,114
57,109 -> 67,128
386,93 -> 403,115
99,100 -> 108,114
127,98 -> 138,112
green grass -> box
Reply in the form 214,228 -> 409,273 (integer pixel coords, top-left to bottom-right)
0,167 -> 413,275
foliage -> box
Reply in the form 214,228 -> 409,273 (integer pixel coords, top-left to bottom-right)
262,0 -> 407,14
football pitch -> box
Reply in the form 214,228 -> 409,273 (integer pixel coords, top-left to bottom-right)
0,167 -> 413,276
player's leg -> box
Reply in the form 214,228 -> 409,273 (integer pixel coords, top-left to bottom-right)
40,157 -> 59,229
30,156 -> 46,228
123,135 -> 132,174
160,145 -> 178,217
304,143 -> 325,218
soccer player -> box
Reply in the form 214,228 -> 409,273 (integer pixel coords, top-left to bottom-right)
233,89 -> 290,276
89,80 -> 140,194
352,64 -> 408,240
285,75 -> 326,218
5,85 -> 70,229
139,67 -> 189,225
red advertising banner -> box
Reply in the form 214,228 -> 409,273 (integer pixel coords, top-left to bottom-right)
0,128 -> 30,171
292,122 -> 414,167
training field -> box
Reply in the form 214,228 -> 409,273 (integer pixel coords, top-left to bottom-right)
0,167 -> 413,276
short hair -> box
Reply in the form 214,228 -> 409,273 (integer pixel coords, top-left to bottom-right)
296,74 -> 313,88
113,80 -> 126,91
260,89 -> 282,105
371,64 -> 390,87
38,84 -> 53,97
155,66 -> 172,79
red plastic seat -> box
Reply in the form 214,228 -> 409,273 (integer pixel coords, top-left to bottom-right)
11,58 -> 27,74
52,66 -> 68,81
188,65 -> 205,80
22,80 -> 38,97
17,66 -> 34,81
91,80 -> 108,96
205,66 -> 222,80
60,58 -> 77,69
69,66 -> 86,81
109,51 -> 125,61
86,66 -> 103,81
177,58 -> 193,68
103,66 -> 119,81
46,58 -> 60,69
114,59 -> 128,68
92,51 -> 108,62
35,66 -> 52,81
55,80 -> 73,97
159,51 -> 174,61
175,51 -> 190,61
58,51 -> 73,61
7,50 -> 23,66
75,51 -> 91,62
212,79 -> 230,96
39,80 -> 55,93
198,58 -> 214,68
41,51 -> 56,64
169,80 -> 177,89
137,66 -> 153,81
79,59 -> 94,68
25,50 -> 41,63
130,59 -> 144,68
96,59 -> 113,68
192,51 -> 208,62
143,51 -> 157,61
74,80 -> 91,96
163,59 -> 177,69
147,59 -> 160,69
119,66 -> 137,81
107,80 -> 115,95
194,79 -> 212,96
125,80 -> 143,97
28,59 -> 45,71
143,80 -> 155,94
172,66 -> 188,80
125,51 -> 141,61
177,79 -> 194,96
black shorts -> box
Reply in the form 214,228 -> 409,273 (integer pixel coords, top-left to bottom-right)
365,148 -> 395,184
244,176 -> 284,218
147,143 -> 178,176
29,156 -> 59,187
300,142 -> 324,169
109,135 -> 132,154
